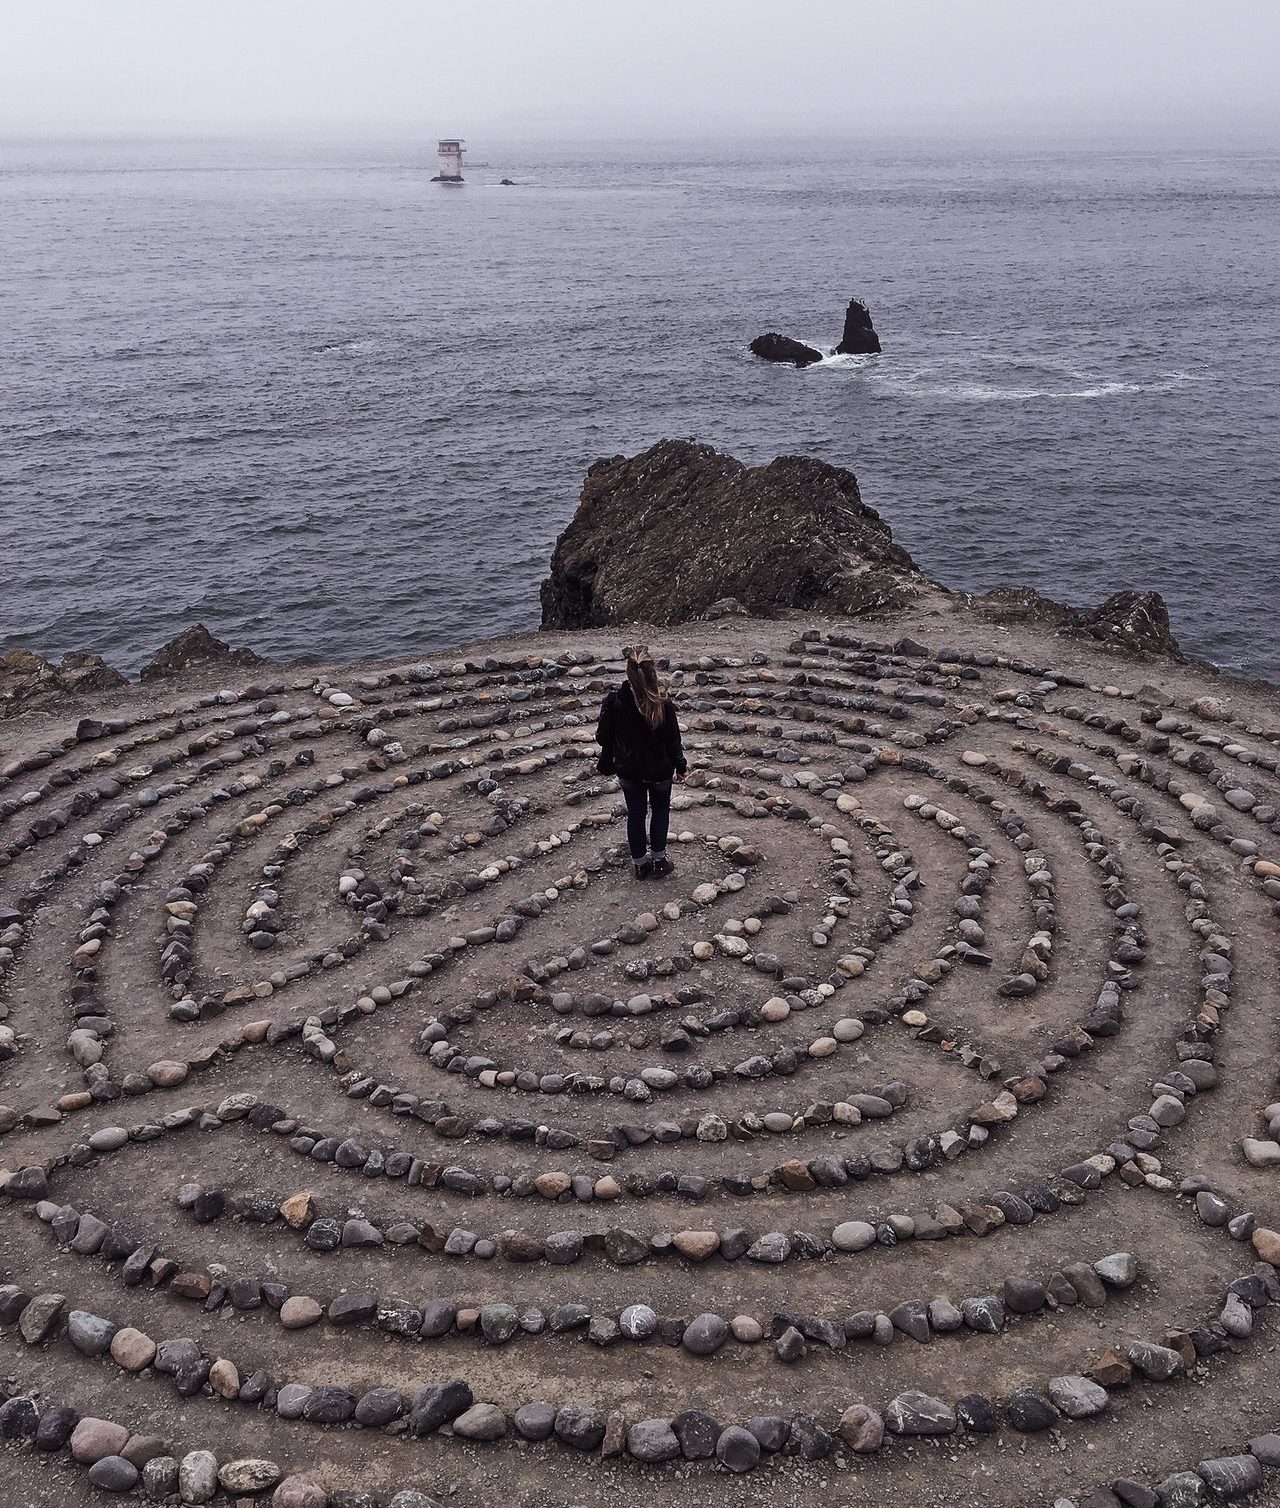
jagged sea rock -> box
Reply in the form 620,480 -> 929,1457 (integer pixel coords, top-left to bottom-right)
836,298 -> 881,354
0,648 -> 126,714
749,333 -> 823,367
968,586 -> 1181,660
539,439 -> 929,629
1078,590 -> 1182,658
139,624 -> 263,682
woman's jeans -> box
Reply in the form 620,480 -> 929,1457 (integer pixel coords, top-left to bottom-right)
618,777 -> 672,860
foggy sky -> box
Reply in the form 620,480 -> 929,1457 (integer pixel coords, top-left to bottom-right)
2,0 -> 1276,139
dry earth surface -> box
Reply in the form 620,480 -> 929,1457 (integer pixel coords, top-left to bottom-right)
2,599 -> 1279,1508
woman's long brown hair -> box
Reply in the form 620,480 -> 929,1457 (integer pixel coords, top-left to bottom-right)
626,651 -> 667,730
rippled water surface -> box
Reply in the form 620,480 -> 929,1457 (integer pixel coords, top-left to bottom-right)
2,136 -> 1278,678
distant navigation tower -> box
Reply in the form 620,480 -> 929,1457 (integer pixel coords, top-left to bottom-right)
435,138 -> 465,183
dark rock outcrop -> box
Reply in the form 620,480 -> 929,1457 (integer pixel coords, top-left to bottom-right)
750,297 -> 881,366
968,587 -> 1182,659
139,625 -> 263,682
540,440 -> 929,629
749,333 -> 823,368
835,298 -> 881,355
1078,590 -> 1181,658
1,649 -> 126,715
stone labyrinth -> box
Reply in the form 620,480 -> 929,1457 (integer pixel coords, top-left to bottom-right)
2,620 -> 1279,1508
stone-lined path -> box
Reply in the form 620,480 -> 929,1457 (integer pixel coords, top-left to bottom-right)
2,608 -> 1279,1508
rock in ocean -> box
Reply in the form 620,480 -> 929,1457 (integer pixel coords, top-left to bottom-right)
539,439 -> 928,629
836,297 -> 881,354
748,332 -> 823,367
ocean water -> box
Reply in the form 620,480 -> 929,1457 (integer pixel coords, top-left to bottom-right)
2,135 -> 1278,680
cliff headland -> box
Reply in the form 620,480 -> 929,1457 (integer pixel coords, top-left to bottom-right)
1,445 -> 1279,1508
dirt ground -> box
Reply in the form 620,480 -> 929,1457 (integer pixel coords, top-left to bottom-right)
2,598 -> 1279,1507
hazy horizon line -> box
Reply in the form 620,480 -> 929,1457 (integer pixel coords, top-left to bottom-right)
3,119 -> 1278,149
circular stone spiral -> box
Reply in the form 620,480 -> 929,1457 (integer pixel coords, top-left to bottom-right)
1,615 -> 1279,1508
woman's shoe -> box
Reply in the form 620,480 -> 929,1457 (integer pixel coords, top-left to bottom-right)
650,856 -> 675,877
632,859 -> 653,879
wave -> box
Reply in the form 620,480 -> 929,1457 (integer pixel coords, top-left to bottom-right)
317,337 -> 385,355
807,354 -> 1201,402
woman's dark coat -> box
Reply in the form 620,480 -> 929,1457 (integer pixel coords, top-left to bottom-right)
595,682 -> 687,783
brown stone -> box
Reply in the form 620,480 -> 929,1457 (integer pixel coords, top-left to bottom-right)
1007,1075 -> 1047,1102
672,1230 -> 720,1261
839,1404 -> 884,1452
280,1192 -> 316,1228
777,1158 -> 816,1191
1088,1349 -> 1131,1387
1162,1329 -> 1197,1369
1252,1227 -> 1280,1265
961,1204 -> 1005,1236
934,1202 -> 965,1233
110,1326 -> 157,1371
280,1296 -> 322,1330
498,1231 -> 544,1262
601,1411 -> 627,1458
169,1271 -> 212,1300
121,1434 -> 168,1468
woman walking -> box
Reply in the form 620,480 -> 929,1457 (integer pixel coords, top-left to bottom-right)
595,646 -> 687,878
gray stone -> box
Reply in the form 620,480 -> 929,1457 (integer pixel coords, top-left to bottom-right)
1195,1191 -> 1230,1226
831,1219 -> 876,1251
1006,1387 -> 1059,1431
746,1415 -> 790,1452
1128,1340 -> 1183,1381
1248,1433 -> 1280,1466
275,1384 -> 313,1419
143,1456 -> 179,1501
962,1295 -> 1005,1333
354,1387 -> 403,1427
1242,1138 -> 1280,1168
34,1404 -> 79,1450
1094,1252 -> 1138,1288
1003,1277 -> 1047,1313
716,1425 -> 761,1472
303,1386 -> 356,1424
1221,1292 -> 1253,1337
928,1297 -> 963,1331
554,1402 -> 605,1450
18,1291 -> 65,1344
453,1402 -> 508,1440
178,1449 -> 219,1503
746,1231 -> 791,1263
67,1309 -> 118,1356
956,1394 -> 998,1433
885,1391 -> 956,1436
1197,1455 -> 1262,1499
87,1456 -> 140,1493
218,1458 -> 282,1493
1155,1473 -> 1204,1507
409,1379 -> 472,1435
0,1396 -> 39,1439
775,1324 -> 806,1361
671,1409 -> 720,1459
627,1418 -> 680,1462
1047,1375 -> 1109,1419
683,1312 -> 728,1354
619,1303 -> 658,1339
479,1303 -> 519,1343
889,1299 -> 931,1342
275,1479 -> 332,1508
418,1299 -> 455,1337
514,1402 -> 556,1441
